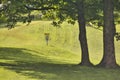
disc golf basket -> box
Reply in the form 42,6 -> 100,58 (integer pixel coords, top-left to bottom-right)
44,33 -> 50,45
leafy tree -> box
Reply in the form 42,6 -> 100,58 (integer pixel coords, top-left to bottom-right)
98,0 -> 118,68
2,0 -> 113,67
1,0 -> 99,66
76,0 -> 91,66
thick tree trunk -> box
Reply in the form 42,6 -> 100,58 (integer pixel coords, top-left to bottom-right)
77,1 -> 92,66
98,0 -> 117,68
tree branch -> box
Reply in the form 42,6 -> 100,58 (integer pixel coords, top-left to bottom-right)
25,5 -> 67,11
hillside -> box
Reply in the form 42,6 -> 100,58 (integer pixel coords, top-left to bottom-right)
0,21 -> 120,65
0,21 -> 120,80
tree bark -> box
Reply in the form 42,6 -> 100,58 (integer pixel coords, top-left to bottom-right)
98,0 -> 117,68
77,1 -> 92,66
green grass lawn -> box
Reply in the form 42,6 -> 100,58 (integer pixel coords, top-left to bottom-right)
0,21 -> 120,80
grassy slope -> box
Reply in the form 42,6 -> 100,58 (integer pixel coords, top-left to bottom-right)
0,21 -> 120,80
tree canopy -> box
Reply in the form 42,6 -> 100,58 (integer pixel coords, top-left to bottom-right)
0,0 -> 102,27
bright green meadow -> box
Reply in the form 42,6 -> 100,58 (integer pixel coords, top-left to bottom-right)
0,21 -> 120,80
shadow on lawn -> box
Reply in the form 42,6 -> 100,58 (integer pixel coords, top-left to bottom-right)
0,47 -> 81,80
0,47 -> 53,63
1,47 -> 120,80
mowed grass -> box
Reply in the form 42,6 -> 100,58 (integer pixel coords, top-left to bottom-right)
0,21 -> 120,80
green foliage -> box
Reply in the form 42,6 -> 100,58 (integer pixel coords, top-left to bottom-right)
84,0 -> 103,21
0,15 -> 6,23
0,0 -> 120,28
0,0 -> 104,28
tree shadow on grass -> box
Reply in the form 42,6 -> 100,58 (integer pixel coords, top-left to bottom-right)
1,47 -> 120,80
0,47 -> 53,63
0,61 -> 80,80
0,47 -> 80,80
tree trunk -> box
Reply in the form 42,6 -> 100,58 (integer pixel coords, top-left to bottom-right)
98,0 -> 117,68
77,1 -> 92,66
